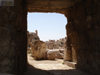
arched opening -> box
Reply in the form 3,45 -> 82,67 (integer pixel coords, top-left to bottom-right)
26,12 -> 76,75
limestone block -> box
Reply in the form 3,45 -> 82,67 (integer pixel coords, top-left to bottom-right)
31,41 -> 46,59
47,49 -> 64,60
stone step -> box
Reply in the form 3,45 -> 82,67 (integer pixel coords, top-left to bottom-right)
64,61 -> 76,68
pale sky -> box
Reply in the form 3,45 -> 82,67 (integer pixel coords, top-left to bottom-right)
27,12 -> 67,41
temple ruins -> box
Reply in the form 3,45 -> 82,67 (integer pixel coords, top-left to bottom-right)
0,0 -> 100,75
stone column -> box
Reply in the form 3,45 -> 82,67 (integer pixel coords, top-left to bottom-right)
0,0 -> 27,75
35,30 -> 38,36
64,12 -> 77,62
64,21 -> 73,61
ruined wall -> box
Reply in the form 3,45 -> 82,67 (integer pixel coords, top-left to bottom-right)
0,0 -> 27,75
65,0 -> 100,74
27,0 -> 81,13
45,38 -> 66,49
27,31 -> 40,47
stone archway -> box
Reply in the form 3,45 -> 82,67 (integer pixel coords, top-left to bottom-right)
27,0 -> 100,75
0,0 -> 100,75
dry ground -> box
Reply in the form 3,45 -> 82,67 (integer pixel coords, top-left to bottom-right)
23,54 -> 91,75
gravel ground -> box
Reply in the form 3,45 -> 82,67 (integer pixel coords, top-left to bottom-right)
23,54 -> 91,75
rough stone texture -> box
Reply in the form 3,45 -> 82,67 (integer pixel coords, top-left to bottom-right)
65,0 -> 100,74
0,0 -> 27,75
27,0 -> 81,13
27,31 -> 40,53
27,30 -> 40,47
45,38 -> 66,49
64,36 -> 72,61
72,45 -> 77,63
47,50 -> 64,60
31,41 -> 47,59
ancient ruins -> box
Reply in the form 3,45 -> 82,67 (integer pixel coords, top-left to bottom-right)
31,40 -> 47,60
0,0 -> 100,75
45,37 -> 66,49
27,30 -> 40,53
27,30 -> 40,47
27,30 -> 65,60
47,49 -> 64,60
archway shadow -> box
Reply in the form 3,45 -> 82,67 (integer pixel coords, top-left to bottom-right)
23,64 -> 53,75
23,63 -> 91,75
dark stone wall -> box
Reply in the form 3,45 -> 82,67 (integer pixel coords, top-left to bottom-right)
0,0 -> 27,74
65,0 -> 100,74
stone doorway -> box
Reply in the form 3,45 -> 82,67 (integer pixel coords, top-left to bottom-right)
25,12 -> 87,75
25,13 -> 71,74
0,0 -> 100,75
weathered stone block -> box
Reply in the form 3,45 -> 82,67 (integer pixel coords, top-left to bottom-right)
47,49 -> 63,60
31,41 -> 47,60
